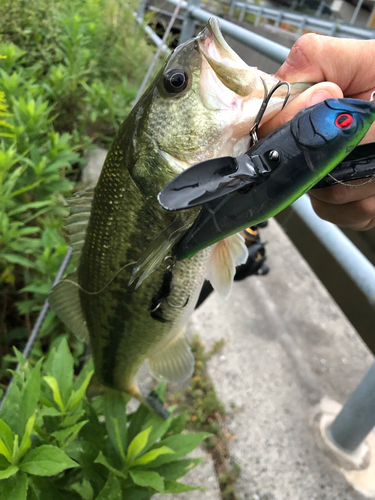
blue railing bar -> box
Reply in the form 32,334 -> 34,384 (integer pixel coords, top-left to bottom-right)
329,362 -> 375,452
292,195 -> 375,308
168,0 -> 290,63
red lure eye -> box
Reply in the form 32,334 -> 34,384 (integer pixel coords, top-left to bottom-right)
335,113 -> 353,128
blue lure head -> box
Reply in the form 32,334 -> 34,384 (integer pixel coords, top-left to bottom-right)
291,98 -> 375,158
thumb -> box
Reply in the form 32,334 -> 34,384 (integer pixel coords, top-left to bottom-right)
259,82 -> 343,139
276,34 -> 375,99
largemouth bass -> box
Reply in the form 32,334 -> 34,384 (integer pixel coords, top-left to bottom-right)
49,18 -> 308,415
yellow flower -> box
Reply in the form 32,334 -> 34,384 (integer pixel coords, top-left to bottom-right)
0,89 -> 14,138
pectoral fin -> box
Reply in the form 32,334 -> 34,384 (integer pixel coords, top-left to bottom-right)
129,218 -> 190,289
49,272 -> 89,341
148,329 -> 194,384
206,233 -> 248,299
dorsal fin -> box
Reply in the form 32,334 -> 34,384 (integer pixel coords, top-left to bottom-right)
64,188 -> 95,258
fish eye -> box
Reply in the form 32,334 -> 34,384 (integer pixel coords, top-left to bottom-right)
163,68 -> 188,94
335,113 -> 353,129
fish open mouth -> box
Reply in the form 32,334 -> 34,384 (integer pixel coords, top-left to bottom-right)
198,17 -> 264,97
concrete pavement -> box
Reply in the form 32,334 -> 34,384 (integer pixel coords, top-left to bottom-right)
187,218 -> 374,500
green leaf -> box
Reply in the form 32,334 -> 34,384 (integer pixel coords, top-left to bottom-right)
20,358 -> 42,436
0,471 -> 28,499
19,414 -> 36,459
96,472 -> 122,500
0,381 -> 21,435
132,446 -> 174,466
44,338 -> 73,405
0,419 -> 14,455
129,470 -> 164,493
27,476 -> 66,500
140,406 -> 176,452
66,370 -> 94,411
120,487 -> 152,500
152,457 -> 203,481
103,389 -> 128,460
145,432 -> 212,468
167,412 -> 187,436
51,420 -> 88,448
1,253 -> 36,268
11,435 -> 19,464
43,377 -> 64,412
0,438 -> 12,463
60,409 -> 86,428
155,383 -> 167,402
126,427 -> 151,465
19,445 -> 79,476
127,405 -> 149,445
0,465 -> 18,479
93,452 -> 126,479
164,480 -> 201,493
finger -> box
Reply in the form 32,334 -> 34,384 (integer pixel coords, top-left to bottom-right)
309,193 -> 375,229
259,82 -> 343,138
276,34 -> 375,99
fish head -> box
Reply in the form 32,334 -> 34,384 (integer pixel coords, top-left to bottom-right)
143,17 -> 308,168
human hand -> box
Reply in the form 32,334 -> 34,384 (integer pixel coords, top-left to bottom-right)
260,34 -> 375,230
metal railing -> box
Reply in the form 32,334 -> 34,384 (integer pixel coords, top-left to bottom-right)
139,0 -> 375,460
229,1 -> 375,39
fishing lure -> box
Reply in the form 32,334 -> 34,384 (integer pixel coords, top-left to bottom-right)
159,97 -> 375,260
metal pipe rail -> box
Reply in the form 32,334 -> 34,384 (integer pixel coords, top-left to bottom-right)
293,196 -> 375,308
168,0 -> 290,61
229,1 -> 375,40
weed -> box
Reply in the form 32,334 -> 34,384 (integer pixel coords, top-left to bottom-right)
0,0 -> 157,382
0,338 -> 211,499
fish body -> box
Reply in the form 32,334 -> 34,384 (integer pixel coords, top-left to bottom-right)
50,18 -> 309,412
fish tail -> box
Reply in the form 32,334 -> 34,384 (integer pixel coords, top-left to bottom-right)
128,383 -> 170,419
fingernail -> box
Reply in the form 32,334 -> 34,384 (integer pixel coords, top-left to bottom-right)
310,90 -> 333,106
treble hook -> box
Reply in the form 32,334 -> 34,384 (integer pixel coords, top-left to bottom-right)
370,90 -> 375,102
249,78 -> 291,144
166,295 -> 189,309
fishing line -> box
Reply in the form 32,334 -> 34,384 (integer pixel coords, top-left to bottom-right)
327,173 -> 375,187
133,0 -> 185,105
63,260 -> 137,295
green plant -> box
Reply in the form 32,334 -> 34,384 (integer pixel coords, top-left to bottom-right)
0,338 -> 211,499
0,53 -> 82,381
0,0 -> 158,375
